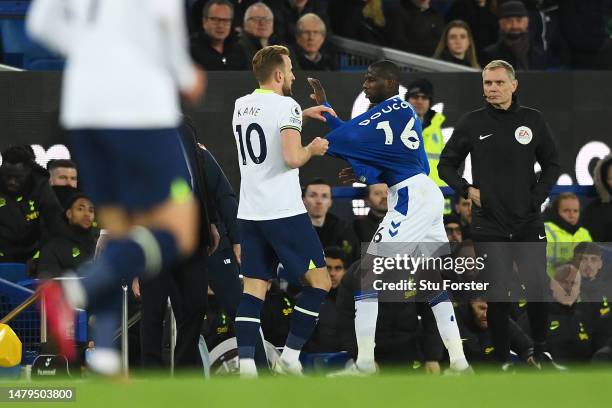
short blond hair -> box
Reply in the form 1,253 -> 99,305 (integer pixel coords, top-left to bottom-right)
252,45 -> 290,83
483,60 -> 516,81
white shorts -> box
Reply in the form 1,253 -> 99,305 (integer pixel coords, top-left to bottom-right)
367,173 -> 449,258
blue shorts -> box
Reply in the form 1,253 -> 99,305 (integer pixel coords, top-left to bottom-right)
68,128 -> 191,212
238,213 -> 326,283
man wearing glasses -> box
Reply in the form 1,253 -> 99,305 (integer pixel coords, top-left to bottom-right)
191,0 -> 248,70
239,2 -> 285,64
293,13 -> 336,71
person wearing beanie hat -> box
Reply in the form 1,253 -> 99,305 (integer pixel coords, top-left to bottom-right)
37,189 -> 98,278
481,0 -> 546,70
405,78 -> 450,213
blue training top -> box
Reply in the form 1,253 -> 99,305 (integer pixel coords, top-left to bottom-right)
323,97 -> 429,186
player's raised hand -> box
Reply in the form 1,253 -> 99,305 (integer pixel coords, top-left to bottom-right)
182,68 -> 207,105
339,167 -> 356,184
308,137 -> 329,156
303,105 -> 337,122
307,77 -> 328,104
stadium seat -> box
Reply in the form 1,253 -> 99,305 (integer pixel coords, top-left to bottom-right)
0,17 -> 64,70
0,263 -> 27,283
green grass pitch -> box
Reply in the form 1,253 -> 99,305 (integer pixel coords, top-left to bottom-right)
2,369 -> 612,408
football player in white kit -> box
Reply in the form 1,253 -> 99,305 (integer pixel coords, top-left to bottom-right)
232,45 -> 336,377
26,0 -> 204,374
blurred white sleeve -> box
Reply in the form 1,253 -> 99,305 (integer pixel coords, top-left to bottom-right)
26,0 -> 75,56
150,0 -> 197,92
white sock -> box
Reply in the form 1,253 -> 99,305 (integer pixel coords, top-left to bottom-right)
88,347 -> 121,376
355,297 -> 378,370
280,346 -> 301,366
239,358 -> 257,378
431,300 -> 469,370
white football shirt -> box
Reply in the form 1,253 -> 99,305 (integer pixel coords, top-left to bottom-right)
26,0 -> 196,129
232,89 -> 306,220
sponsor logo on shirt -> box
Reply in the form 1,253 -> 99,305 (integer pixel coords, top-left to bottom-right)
515,126 -> 533,145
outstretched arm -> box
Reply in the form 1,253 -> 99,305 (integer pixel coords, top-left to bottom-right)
307,77 -> 345,129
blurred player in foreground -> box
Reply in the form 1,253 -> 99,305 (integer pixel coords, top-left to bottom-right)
308,61 -> 470,375
232,45 -> 335,377
27,0 -> 205,374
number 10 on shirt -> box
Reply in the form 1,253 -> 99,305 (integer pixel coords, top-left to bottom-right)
236,123 -> 268,165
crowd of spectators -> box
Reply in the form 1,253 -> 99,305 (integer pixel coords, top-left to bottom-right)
184,0 -> 612,71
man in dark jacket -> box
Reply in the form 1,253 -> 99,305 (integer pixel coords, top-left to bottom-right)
353,184 -> 387,243
0,145 -> 65,264
190,0 -> 249,70
457,298 -> 535,365
37,188 -> 97,278
293,13 -> 336,71
386,0 -> 445,57
302,178 -> 359,263
239,2 -> 284,64
268,0 -> 330,46
583,154 -> 612,242
481,1 -> 546,70
438,60 -> 559,367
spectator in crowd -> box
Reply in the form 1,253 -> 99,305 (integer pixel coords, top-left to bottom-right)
454,195 -> 472,239
583,154 -> 612,242
481,1 -> 546,70
523,0 -> 570,69
293,13 -> 337,71
0,145 -> 64,264
405,79 -> 447,188
547,263 -> 592,363
329,0 -> 386,45
190,0 -> 249,70
456,298 -> 535,366
386,0 -> 445,57
304,246 -> 347,353
336,261 -> 445,371
559,0 -> 609,69
47,159 -> 77,188
545,193 -> 593,278
260,280 -> 295,347
433,20 -> 481,68
239,3 -> 281,64
444,214 -> 463,244
270,0 -> 330,46
353,183 -> 387,243
37,188 -> 97,278
302,178 -> 359,263
573,243 -> 612,354
446,0 -> 499,58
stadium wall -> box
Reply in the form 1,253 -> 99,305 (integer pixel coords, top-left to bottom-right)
0,71 -> 610,191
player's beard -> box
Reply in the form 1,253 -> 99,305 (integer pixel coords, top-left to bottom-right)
282,80 -> 293,96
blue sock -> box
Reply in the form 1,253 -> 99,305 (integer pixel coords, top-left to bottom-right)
80,228 -> 178,304
285,286 -> 327,351
235,293 -> 264,360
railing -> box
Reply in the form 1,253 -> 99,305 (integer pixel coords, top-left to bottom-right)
330,35 -> 479,73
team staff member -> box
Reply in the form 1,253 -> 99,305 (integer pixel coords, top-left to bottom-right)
438,60 -> 560,367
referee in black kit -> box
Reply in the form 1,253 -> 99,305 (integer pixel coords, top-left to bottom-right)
438,60 -> 560,368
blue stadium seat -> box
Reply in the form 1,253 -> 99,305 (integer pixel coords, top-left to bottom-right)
0,16 -> 64,70
0,263 -> 28,283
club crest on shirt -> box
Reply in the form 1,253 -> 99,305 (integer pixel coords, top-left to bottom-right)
515,126 -> 533,145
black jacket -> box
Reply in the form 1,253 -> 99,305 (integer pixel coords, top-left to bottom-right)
582,154 -> 612,242
190,32 -> 248,71
37,225 -> 98,278
293,44 -> 337,71
0,165 -> 65,263
303,288 -> 341,353
386,0 -> 444,57
481,37 -> 547,71
353,210 -> 384,243
438,97 -> 560,238
314,212 -> 359,263
336,262 -> 444,364
457,303 -> 534,363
